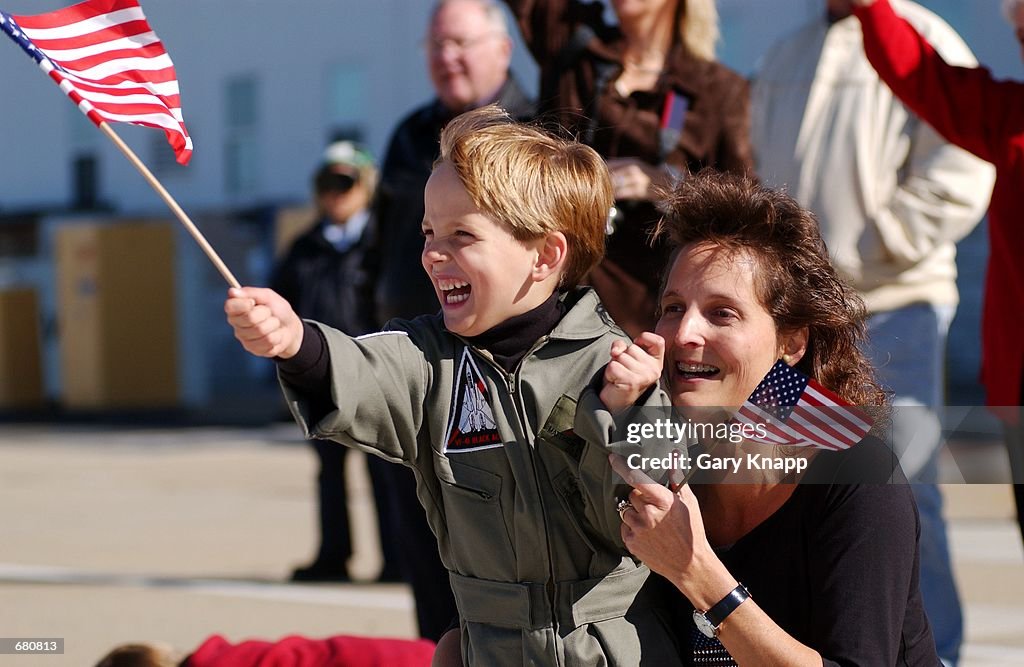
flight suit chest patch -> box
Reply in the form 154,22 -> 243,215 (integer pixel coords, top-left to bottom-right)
444,348 -> 503,454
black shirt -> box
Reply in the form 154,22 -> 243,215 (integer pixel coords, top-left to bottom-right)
668,439 -> 939,666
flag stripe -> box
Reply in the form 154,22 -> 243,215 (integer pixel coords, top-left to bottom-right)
25,19 -> 152,50
739,403 -> 832,449
736,405 -> 802,444
63,85 -> 181,111
46,40 -> 168,70
58,53 -> 175,81
15,4 -> 144,34
59,67 -> 180,95
804,385 -> 873,431
6,0 -> 191,165
31,30 -> 160,61
57,77 -> 181,109
785,410 -> 851,450
790,405 -> 859,447
56,76 -> 183,118
730,361 -> 872,451
800,405 -> 864,446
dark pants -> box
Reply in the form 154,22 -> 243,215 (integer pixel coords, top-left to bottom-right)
311,441 -> 401,577
378,463 -> 458,642
366,454 -> 403,580
312,439 -> 351,565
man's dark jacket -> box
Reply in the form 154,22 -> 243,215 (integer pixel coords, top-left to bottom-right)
374,76 -> 535,323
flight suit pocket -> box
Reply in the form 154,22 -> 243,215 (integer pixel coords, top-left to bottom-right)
443,458 -> 501,500
440,458 -> 515,577
540,395 -> 625,558
537,394 -> 586,464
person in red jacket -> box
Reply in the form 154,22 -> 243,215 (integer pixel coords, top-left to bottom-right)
852,0 -> 1024,550
94,634 -> 435,667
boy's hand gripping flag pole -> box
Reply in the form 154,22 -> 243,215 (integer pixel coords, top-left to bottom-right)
0,0 -> 240,288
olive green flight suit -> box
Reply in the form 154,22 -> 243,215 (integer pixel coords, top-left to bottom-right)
282,288 -> 683,666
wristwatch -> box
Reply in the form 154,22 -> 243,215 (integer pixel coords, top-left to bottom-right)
692,583 -> 750,638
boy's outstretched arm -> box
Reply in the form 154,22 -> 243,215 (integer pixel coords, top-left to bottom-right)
599,332 -> 664,413
224,287 -> 305,359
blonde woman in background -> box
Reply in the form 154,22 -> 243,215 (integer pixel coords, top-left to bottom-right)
503,0 -> 753,337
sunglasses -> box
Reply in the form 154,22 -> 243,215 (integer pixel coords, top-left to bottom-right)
321,171 -> 359,194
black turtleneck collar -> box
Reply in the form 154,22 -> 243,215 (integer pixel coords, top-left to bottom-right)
464,291 -> 567,373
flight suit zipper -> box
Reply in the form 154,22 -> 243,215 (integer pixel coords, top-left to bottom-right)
459,336 -> 563,637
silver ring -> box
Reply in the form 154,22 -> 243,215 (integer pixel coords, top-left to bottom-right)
616,497 -> 633,521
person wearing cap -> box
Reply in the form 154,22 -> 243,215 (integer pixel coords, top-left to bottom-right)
272,141 -> 400,583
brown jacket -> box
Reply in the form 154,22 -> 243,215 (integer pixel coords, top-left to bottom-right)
506,0 -> 753,334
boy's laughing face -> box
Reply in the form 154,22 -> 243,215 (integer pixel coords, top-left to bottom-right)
421,162 -> 554,337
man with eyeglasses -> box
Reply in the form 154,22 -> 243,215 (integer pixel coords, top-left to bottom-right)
375,0 -> 533,326
372,0 -> 535,643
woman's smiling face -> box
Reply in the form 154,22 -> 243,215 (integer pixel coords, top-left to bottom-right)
655,243 -> 805,409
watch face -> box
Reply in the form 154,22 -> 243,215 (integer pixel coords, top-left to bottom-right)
692,610 -> 717,638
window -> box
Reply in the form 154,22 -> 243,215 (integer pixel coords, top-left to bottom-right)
72,153 -> 99,210
224,75 -> 260,195
324,64 -> 367,145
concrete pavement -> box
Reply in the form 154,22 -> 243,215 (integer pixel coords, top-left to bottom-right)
0,424 -> 1021,665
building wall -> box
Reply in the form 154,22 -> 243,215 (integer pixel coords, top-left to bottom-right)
0,0 -> 1017,412
0,0 -> 539,213
0,0 -> 1016,215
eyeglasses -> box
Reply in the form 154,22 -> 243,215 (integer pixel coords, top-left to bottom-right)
424,32 -> 498,56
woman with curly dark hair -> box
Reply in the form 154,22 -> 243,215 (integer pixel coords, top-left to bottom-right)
609,171 -> 938,665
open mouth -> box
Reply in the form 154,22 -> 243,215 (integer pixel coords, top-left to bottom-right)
675,362 -> 720,380
437,278 -> 471,305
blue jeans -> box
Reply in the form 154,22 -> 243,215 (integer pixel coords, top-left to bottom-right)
867,303 -> 961,667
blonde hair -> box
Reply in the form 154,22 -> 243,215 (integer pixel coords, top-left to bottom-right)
438,105 -> 611,286
680,0 -> 720,61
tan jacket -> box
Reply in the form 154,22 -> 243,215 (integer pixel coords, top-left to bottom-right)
751,0 -> 995,312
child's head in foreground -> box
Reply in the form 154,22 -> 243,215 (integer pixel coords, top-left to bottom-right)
422,105 -> 612,336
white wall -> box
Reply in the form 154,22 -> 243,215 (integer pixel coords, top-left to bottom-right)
0,0 -> 1016,215
2,1 -> 511,212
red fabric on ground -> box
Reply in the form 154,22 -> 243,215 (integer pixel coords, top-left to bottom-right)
186,634 -> 435,667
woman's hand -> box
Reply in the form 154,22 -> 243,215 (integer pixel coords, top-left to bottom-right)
607,158 -> 673,201
224,287 -> 304,359
610,454 -> 823,664
609,453 -> 713,585
609,453 -> 737,611
599,332 -> 665,413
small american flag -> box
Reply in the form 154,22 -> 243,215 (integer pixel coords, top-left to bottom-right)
733,361 -> 872,450
1,0 -> 192,164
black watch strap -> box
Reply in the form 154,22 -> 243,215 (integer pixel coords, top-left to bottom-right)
705,583 -> 750,627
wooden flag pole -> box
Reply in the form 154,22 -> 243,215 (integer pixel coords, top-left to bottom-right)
97,122 -> 241,289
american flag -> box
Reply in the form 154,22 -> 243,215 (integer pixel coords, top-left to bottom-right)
732,361 -> 873,450
0,0 -> 192,164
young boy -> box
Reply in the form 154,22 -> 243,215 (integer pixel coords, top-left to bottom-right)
225,106 -> 677,665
